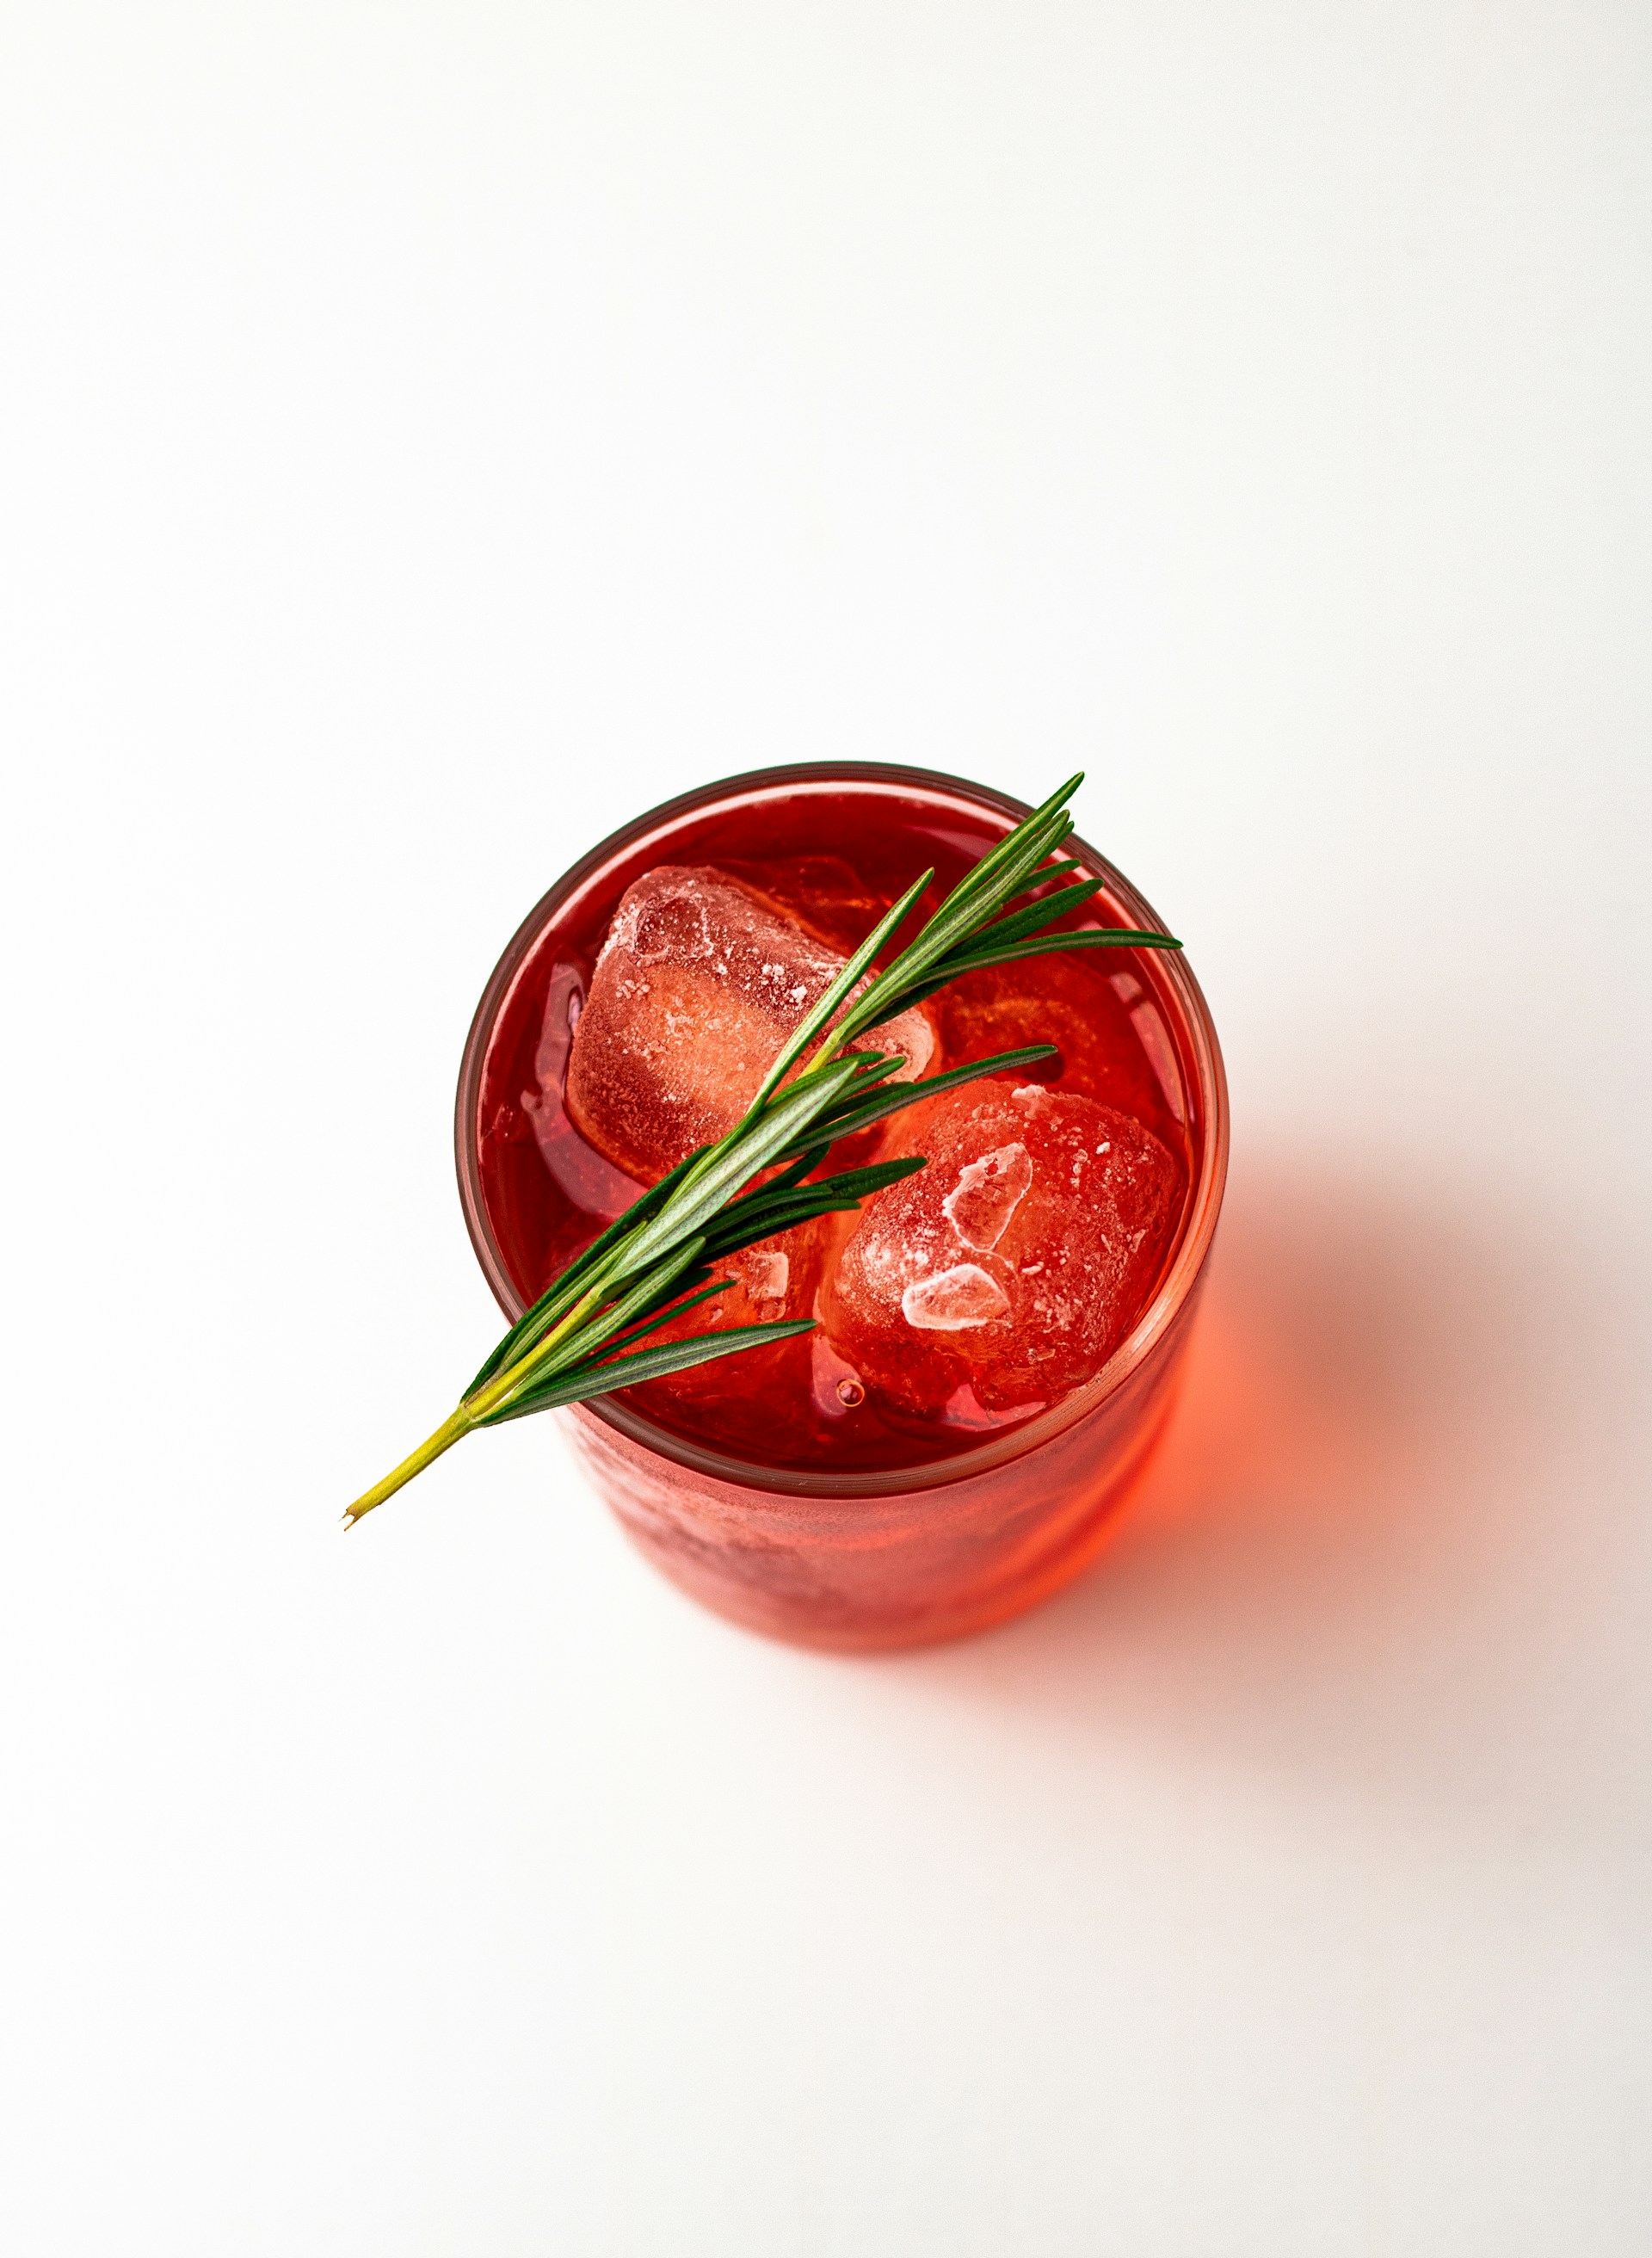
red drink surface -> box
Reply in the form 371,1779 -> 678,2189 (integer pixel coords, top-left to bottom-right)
474,782 -> 1194,1477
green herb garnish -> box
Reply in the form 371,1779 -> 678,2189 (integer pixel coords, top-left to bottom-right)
344,774 -> 1180,1525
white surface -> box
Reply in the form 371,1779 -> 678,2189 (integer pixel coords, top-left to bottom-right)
3,4 -> 1649,2251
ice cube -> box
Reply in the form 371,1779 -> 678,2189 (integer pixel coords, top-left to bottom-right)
934,957 -> 1120,1092
647,1229 -> 812,1343
566,864 -> 936,1182
622,1220 -> 826,1437
820,1082 -> 1184,1416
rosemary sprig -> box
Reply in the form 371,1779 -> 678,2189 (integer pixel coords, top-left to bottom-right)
343,773 -> 1182,1525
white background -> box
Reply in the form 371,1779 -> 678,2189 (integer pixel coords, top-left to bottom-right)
3,3 -> 1649,2251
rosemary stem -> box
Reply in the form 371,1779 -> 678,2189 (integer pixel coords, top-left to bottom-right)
344,1406 -> 473,1526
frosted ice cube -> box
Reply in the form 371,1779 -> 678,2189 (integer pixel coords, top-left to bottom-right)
621,1221 -> 824,1434
821,1082 -> 1184,1416
566,864 -> 935,1182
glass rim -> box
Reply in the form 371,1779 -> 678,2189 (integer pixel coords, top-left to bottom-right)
454,760 -> 1230,1499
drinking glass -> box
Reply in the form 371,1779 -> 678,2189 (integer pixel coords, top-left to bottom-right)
456,763 -> 1228,1650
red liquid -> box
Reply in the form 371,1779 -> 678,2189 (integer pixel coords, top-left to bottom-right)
475,783 -> 1193,1475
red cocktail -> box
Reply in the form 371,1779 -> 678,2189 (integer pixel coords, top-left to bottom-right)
457,764 -> 1227,1649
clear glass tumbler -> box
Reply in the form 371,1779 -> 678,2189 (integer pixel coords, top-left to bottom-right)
456,763 -> 1228,1650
